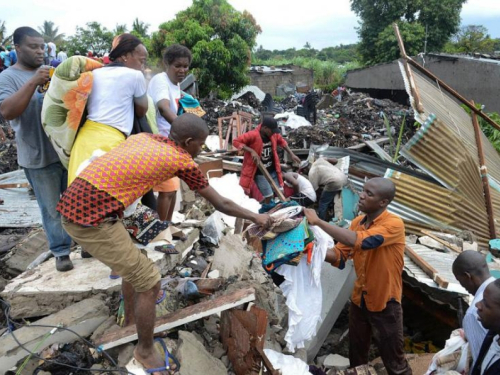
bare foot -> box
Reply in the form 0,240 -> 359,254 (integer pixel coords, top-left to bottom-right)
134,346 -> 168,375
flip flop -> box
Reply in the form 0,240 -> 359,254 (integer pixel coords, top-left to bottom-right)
154,244 -> 179,255
156,290 -> 167,304
145,338 -> 181,374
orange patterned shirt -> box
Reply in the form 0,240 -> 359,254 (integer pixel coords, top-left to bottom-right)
57,134 -> 208,226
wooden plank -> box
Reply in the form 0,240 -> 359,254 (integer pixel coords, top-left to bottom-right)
420,230 -> 462,254
0,183 -> 30,189
364,140 -> 393,162
196,156 -> 242,173
347,137 -> 390,151
405,245 -> 449,288
95,287 -> 255,350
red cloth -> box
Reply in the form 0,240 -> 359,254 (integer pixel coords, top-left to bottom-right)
233,124 -> 287,193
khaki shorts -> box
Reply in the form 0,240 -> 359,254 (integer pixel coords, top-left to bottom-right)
62,218 -> 160,292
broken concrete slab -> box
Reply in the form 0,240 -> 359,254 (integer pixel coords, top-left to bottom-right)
96,287 -> 256,350
324,354 -> 350,370
177,331 -> 227,375
212,234 -> 253,279
418,236 -> 445,251
0,170 -> 42,228
2,230 -> 199,319
3,229 -> 48,277
0,298 -> 109,374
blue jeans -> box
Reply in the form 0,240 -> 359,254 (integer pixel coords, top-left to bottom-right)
318,189 -> 337,220
24,162 -> 72,257
255,170 -> 280,198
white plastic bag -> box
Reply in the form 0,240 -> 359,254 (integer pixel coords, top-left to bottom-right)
275,226 -> 333,352
426,329 -> 470,374
263,349 -> 312,375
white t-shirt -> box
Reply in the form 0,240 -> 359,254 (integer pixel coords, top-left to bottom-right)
148,72 -> 181,136
87,66 -> 146,135
47,42 -> 56,58
57,51 -> 68,61
285,174 -> 317,202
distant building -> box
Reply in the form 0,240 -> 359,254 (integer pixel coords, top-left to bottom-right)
346,53 -> 500,114
249,65 -> 314,96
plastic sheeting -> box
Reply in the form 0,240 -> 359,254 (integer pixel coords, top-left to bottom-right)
276,225 -> 332,352
263,349 -> 312,375
208,173 -> 261,228
275,112 -> 312,129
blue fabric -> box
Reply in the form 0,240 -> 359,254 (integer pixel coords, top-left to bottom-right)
262,219 -> 307,268
255,170 -> 280,198
361,235 -> 385,250
24,162 -> 72,256
318,189 -> 337,220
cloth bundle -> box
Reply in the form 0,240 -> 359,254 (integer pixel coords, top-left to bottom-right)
178,91 -> 206,117
41,56 -> 103,168
249,201 -> 315,274
122,204 -> 169,245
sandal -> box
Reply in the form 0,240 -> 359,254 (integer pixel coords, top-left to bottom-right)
145,337 -> 181,374
156,290 -> 167,304
154,244 -> 179,255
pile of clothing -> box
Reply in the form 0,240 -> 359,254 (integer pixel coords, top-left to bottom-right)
247,201 -> 314,274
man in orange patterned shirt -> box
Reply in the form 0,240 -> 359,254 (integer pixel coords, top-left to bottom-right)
304,178 -> 411,375
57,114 -> 271,374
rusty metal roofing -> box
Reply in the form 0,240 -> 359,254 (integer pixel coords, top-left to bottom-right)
396,62 -> 500,248
404,243 -> 468,295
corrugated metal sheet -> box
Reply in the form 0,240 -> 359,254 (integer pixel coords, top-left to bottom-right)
404,244 -> 468,295
396,63 -> 500,248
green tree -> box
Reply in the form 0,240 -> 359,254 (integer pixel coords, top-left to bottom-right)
0,20 -> 12,45
66,22 -> 113,55
132,18 -> 149,38
351,0 -> 466,64
114,24 -> 128,36
38,20 -> 65,43
451,25 -> 495,53
150,0 -> 261,98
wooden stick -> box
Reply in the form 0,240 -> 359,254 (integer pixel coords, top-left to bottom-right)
256,160 -> 288,201
420,230 -> 462,254
471,100 -> 497,239
393,23 -> 424,113
405,245 -> 449,288
0,183 -> 30,189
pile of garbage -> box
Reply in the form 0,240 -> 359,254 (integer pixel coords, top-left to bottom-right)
0,115 -> 17,174
283,92 -> 416,149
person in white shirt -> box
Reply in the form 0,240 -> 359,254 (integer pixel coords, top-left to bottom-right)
452,250 -> 495,364
148,44 -> 191,221
283,171 -> 316,206
47,41 -> 56,62
57,49 -> 67,62
472,279 -> 500,375
67,33 -> 148,184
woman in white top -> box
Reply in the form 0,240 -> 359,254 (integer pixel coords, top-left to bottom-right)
67,34 -> 148,184
148,44 -> 191,221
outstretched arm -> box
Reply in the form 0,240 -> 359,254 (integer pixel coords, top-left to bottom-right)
198,185 -> 271,227
304,208 -> 357,247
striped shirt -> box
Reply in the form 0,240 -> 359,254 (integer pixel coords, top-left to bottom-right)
464,276 -> 495,362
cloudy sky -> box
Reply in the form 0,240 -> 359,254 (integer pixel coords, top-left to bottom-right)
3,0 -> 500,50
